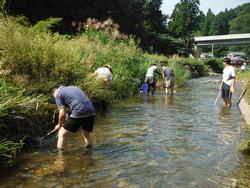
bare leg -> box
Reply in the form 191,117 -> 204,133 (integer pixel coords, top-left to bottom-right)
165,87 -> 168,94
57,127 -> 69,149
82,130 -> 91,148
170,86 -> 174,95
223,99 -> 231,107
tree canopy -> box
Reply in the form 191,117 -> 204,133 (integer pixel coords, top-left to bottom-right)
1,0 -> 249,56
168,0 -> 200,51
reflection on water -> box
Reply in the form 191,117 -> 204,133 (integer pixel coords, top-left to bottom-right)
1,76 -> 249,188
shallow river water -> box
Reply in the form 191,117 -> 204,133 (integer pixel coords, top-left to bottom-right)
1,76 -> 250,188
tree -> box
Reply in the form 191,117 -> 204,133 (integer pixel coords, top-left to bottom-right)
142,0 -> 167,33
4,0 -> 186,55
211,9 -> 236,35
168,0 -> 200,52
199,9 -> 215,36
229,14 -> 250,34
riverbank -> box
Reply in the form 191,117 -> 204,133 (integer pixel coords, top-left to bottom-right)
0,15 -> 222,169
1,76 -> 248,187
238,92 -> 250,125
235,74 -> 250,188
237,71 -> 250,125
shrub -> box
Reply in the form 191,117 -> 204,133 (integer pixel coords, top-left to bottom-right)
203,58 -> 223,73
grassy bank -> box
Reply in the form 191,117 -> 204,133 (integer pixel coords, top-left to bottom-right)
0,15 -> 210,167
237,70 -> 250,153
237,70 -> 250,104
235,70 -> 250,187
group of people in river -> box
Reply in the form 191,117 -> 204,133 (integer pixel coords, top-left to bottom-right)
141,62 -> 175,96
51,57 -> 235,150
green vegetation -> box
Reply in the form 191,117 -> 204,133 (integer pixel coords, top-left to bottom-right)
0,1 -> 249,186
0,139 -> 24,167
0,15 -> 209,168
196,3 -> 250,56
2,1 -> 250,56
237,71 -> 250,104
236,72 -> 250,188
168,0 -> 200,51
203,58 -> 224,73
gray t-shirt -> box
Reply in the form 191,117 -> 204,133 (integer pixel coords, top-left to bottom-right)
55,86 -> 95,118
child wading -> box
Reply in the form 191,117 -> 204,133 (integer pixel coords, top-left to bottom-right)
140,82 -> 149,95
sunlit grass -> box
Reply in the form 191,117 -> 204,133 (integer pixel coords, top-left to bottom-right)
236,71 -> 250,104
0,15 -> 211,168
0,138 -> 24,166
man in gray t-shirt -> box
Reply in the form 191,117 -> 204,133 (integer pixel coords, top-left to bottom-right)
53,86 -> 95,149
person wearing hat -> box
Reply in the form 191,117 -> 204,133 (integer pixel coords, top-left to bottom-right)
52,85 -> 95,149
144,64 -> 161,95
94,64 -> 113,85
220,57 -> 235,107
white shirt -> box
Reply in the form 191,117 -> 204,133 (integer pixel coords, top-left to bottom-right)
95,67 -> 112,81
222,65 -> 235,86
146,65 -> 157,77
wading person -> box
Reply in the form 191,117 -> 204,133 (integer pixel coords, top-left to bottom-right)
140,82 -> 149,95
144,64 -> 161,95
94,64 -> 113,85
220,57 -> 235,107
162,63 -> 175,95
52,86 -> 95,150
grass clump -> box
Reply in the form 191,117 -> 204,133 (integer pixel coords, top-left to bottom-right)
0,14 -> 210,169
203,58 -> 223,74
0,139 -> 24,167
236,72 -> 250,104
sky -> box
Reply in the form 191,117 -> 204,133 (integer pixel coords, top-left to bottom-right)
160,0 -> 250,16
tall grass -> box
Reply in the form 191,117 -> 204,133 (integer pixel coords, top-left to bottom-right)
0,139 -> 24,167
203,58 -> 223,73
0,15 -> 210,168
237,71 -> 250,104
167,56 -> 191,87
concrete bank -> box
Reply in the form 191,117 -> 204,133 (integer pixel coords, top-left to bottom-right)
238,97 -> 250,125
238,83 -> 250,125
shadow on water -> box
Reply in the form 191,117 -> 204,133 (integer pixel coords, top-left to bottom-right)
1,76 -> 250,187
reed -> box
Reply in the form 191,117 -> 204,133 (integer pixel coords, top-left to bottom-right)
0,15 -> 211,168
0,138 -> 24,167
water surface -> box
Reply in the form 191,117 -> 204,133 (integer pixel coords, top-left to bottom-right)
1,76 -> 250,188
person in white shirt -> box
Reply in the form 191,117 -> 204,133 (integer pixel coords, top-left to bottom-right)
241,62 -> 247,72
144,64 -> 161,95
94,64 -> 113,85
220,57 -> 235,107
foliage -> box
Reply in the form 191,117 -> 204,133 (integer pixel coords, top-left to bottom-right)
0,138 -> 24,167
196,3 -> 249,36
0,79 -> 55,137
168,0 -> 200,51
3,0 -> 184,56
238,139 -> 250,153
229,13 -> 250,34
31,17 -> 62,33
141,32 -> 189,56
0,14 -> 211,168
0,0 -> 6,13
198,9 -> 215,36
203,58 -> 223,73
237,75 -> 250,104
142,0 -> 167,33
167,56 -> 191,87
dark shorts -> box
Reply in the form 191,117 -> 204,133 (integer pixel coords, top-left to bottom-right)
63,115 -> 95,133
221,82 -> 232,99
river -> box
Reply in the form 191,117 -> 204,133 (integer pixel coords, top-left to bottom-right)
1,76 -> 250,188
